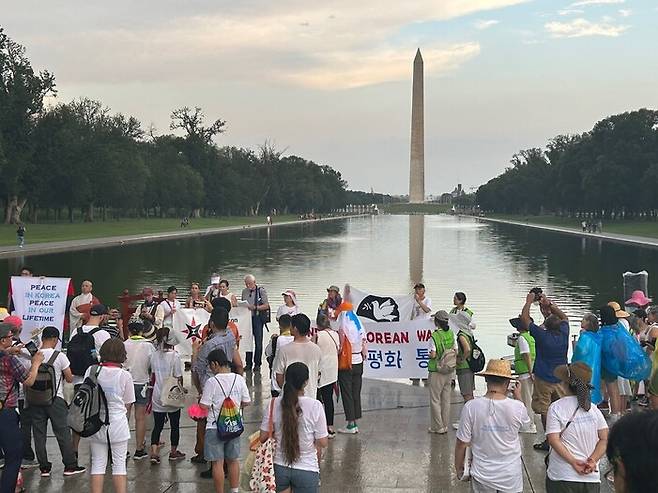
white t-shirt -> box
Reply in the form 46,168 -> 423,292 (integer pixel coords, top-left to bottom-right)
546,396 -> 608,483
456,397 -> 531,492
273,341 -> 322,399
39,348 -> 70,400
150,350 -> 183,413
83,365 -> 135,443
516,336 -> 532,381
270,335 -> 294,392
72,326 -> 111,385
124,337 -> 155,385
200,372 -> 251,430
316,330 -> 339,387
276,304 -> 299,320
412,297 -> 433,320
260,396 -> 328,472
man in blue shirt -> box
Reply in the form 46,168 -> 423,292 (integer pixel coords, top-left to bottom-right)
520,291 -> 569,451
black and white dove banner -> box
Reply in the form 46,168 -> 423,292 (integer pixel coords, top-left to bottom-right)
173,306 -> 253,357
348,286 -> 416,323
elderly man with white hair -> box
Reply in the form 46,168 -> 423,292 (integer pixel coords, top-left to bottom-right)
241,274 -> 270,371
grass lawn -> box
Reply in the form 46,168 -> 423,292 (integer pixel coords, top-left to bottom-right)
0,215 -> 299,247
487,213 -> 658,240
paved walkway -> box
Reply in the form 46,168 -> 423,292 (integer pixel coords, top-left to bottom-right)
21,370 -> 614,493
474,215 -> 658,249
0,215 -> 365,259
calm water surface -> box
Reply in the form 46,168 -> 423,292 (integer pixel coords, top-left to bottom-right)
2,214 -> 656,360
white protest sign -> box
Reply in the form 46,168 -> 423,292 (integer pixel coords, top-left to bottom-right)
10,276 -> 71,343
348,286 -> 416,323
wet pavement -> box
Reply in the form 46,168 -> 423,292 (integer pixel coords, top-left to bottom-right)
21,370 -> 614,492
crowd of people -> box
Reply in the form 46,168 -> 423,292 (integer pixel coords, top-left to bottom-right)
0,268 -> 657,493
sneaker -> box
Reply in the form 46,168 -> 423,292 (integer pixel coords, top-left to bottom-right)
190,455 -> 207,464
169,451 -> 186,461
200,468 -> 213,479
452,423 -> 460,430
63,466 -> 86,477
638,396 -> 649,407
40,468 -> 51,478
150,456 -> 161,465
520,424 -> 537,434
21,459 -> 39,469
337,425 -> 358,435
533,440 -> 549,451
133,449 -> 149,461
327,430 -> 336,439
428,428 -> 440,434
437,427 -> 448,434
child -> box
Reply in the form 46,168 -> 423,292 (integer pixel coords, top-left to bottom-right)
199,349 -> 251,493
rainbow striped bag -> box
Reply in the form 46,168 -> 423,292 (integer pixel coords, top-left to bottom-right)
213,375 -> 244,440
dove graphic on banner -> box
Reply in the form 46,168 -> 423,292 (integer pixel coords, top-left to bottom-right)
348,287 -> 415,323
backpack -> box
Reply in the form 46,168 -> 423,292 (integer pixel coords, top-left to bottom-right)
68,327 -> 102,376
68,365 -> 110,438
338,331 -> 353,371
459,331 -> 486,373
433,336 -> 457,374
213,375 -> 244,440
266,334 -> 279,368
25,350 -> 61,406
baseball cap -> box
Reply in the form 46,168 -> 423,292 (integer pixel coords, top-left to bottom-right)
41,326 -> 61,340
433,310 -> 449,323
90,304 -> 108,316
0,323 -> 13,339
3,315 -> 22,330
327,285 -> 340,293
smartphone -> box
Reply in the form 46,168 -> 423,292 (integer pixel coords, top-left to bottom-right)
25,341 -> 38,356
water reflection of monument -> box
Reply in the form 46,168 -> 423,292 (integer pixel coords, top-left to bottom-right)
409,215 -> 425,282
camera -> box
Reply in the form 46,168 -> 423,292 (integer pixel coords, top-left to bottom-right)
507,332 -> 519,348
529,287 -> 543,302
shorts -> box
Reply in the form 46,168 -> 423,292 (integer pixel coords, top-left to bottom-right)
204,429 -> 240,461
133,384 -> 148,406
274,464 -> 319,493
532,377 -> 564,415
545,478 -> 600,493
471,477 -> 521,493
456,368 -> 475,396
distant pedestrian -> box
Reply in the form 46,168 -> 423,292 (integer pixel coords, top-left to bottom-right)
241,274 -> 270,371
427,310 -> 455,434
314,314 -> 339,438
454,359 -> 531,492
16,223 -> 25,248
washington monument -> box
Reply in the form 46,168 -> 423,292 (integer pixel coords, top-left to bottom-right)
408,49 -> 425,203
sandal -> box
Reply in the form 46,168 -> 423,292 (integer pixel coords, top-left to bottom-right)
533,440 -> 549,451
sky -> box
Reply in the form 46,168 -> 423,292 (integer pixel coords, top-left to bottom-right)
2,0 -> 657,196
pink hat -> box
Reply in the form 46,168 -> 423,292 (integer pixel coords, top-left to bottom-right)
3,316 -> 22,329
281,290 -> 298,305
625,290 -> 652,307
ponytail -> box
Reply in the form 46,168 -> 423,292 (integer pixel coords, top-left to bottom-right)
280,362 -> 309,465
155,326 -> 171,349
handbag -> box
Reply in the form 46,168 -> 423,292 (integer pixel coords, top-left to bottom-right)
545,405 -> 579,468
249,399 -> 277,492
160,355 -> 186,408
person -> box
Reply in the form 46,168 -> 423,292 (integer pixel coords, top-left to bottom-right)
266,314 -> 295,398
259,362 -> 328,493
276,289 -> 300,321
241,274 -> 270,371
608,301 -> 634,416
453,309 -> 476,410
199,348 -> 251,493
103,307 -> 124,339
218,280 -> 238,307
132,287 -> 159,325
204,275 -> 221,304
520,291 -> 569,451
314,314 -> 339,437
191,307 -> 243,474
155,286 -> 181,328
454,359 -> 531,493
427,310 -> 455,434
317,285 -> 342,322
450,291 -> 474,319
411,283 -> 432,320
123,320 -> 155,460
605,410 -> 658,493
16,223 -> 26,248
85,338 -> 135,493
511,315 -> 537,434
30,326 -> 85,477
336,302 -> 367,434
274,314 -> 322,400
5,265 -> 35,312
646,307 -> 658,410
0,323 -> 44,493
545,362 -> 608,493
625,290 -> 652,310
71,304 -> 111,454
186,282 -> 211,310
69,280 -> 100,330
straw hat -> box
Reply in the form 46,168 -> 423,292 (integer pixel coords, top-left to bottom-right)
608,301 -> 630,318
476,359 -> 512,379
554,361 -> 592,386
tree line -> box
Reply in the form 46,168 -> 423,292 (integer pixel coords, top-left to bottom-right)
0,28 -> 382,224
476,109 -> 658,217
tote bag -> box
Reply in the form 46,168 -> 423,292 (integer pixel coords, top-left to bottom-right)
249,399 -> 277,492
160,355 -> 186,408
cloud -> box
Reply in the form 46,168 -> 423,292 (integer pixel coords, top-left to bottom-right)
618,9 -> 632,17
557,9 -> 584,15
545,18 -> 629,38
474,19 -> 500,29
18,0 -> 529,90
569,0 -> 624,6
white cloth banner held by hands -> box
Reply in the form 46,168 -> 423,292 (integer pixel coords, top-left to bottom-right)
348,286 -> 416,324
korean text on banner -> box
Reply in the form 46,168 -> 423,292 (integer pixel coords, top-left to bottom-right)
10,276 -> 71,343
362,318 -> 437,379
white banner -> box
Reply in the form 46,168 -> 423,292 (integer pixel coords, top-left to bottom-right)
349,286 -> 416,323
173,306 -> 253,356
10,276 -> 71,343
362,318 -> 437,379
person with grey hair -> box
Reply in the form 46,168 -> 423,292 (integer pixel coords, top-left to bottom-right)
580,313 -> 599,333
241,274 -> 270,371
